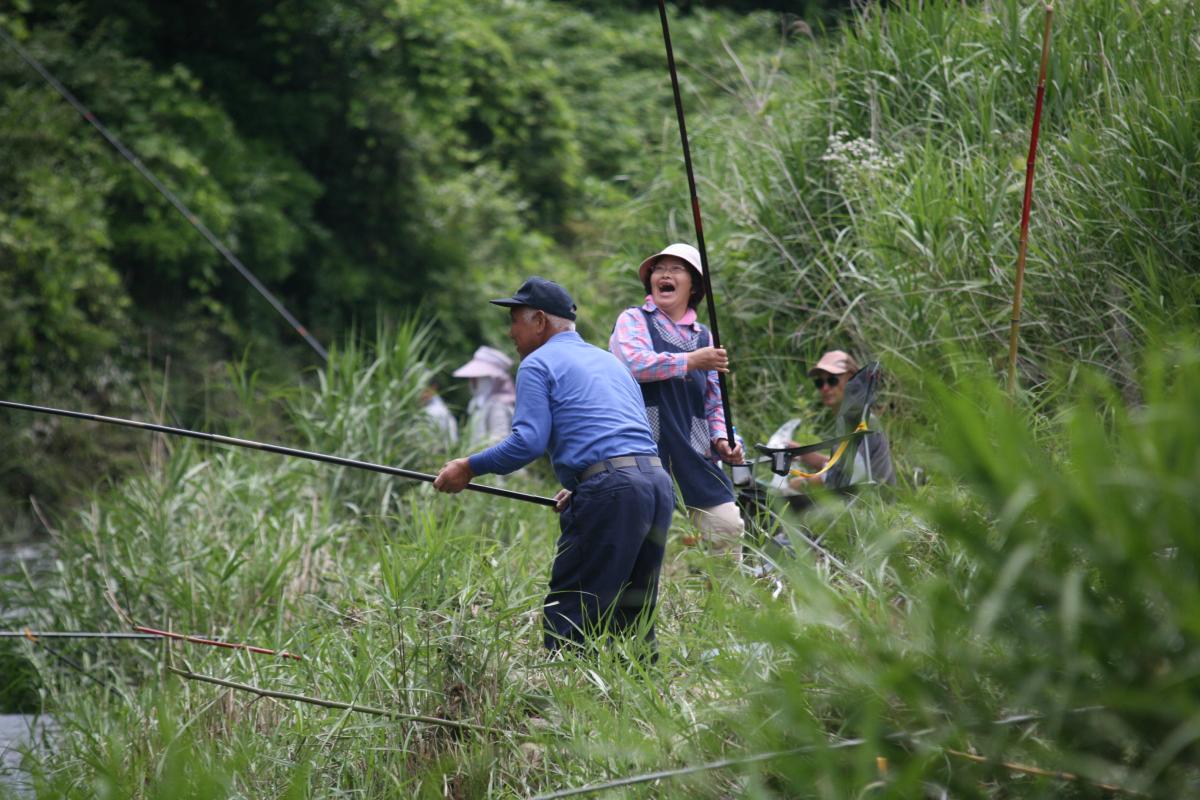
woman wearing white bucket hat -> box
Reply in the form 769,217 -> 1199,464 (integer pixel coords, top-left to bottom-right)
609,242 -> 745,554
453,345 -> 517,448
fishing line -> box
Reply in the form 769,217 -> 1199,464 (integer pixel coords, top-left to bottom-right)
0,25 -> 329,362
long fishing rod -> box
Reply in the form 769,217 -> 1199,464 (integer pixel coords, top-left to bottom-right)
1007,5 -> 1054,398
133,626 -> 302,660
1,631 -> 159,640
0,26 -> 328,362
0,400 -> 557,508
656,0 -> 736,445
1,627 -> 300,659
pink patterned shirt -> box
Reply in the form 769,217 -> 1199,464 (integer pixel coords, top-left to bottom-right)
609,298 -> 728,444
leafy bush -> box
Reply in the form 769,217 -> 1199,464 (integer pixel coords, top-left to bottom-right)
4,0 -> 1200,796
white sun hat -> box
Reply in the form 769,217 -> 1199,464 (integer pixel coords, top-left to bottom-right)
452,346 -> 514,379
637,242 -> 704,287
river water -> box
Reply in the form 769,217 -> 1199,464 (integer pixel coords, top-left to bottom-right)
1,542 -> 54,796
0,714 -> 53,795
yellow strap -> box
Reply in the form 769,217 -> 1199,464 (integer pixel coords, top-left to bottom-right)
788,422 -> 868,479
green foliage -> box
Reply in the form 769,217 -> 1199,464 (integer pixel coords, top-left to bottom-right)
584,0 -> 1199,446
8,333 -> 1200,797
725,344 -> 1200,796
4,0 -> 1200,795
0,60 -> 126,393
6,0 -> 786,353
0,645 -> 41,713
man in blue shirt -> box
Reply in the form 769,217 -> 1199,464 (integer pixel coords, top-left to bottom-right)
434,277 -> 675,653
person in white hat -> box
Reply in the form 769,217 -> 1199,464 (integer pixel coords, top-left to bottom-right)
609,242 -> 745,554
453,345 -> 517,448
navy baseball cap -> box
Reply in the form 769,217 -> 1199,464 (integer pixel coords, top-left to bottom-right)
490,276 -> 577,321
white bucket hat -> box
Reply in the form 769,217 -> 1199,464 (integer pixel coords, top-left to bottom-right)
452,346 -> 513,379
637,242 -> 705,302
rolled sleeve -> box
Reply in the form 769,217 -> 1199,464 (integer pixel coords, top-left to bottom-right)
706,369 -> 727,443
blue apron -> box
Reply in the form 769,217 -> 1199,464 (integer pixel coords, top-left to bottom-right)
636,308 -> 734,508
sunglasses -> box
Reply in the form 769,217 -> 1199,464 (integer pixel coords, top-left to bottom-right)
812,375 -> 840,389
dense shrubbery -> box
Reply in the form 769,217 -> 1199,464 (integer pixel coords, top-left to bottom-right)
3,0 -> 1200,795
0,0 -> 781,528
6,327 -> 1198,796
585,0 -> 1199,440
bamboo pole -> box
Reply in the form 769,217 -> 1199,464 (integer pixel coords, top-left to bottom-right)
134,626 -> 301,660
529,707 -> 1133,800
166,667 -> 507,735
1,630 -> 159,640
6,626 -> 301,659
1007,5 -> 1055,397
945,748 -> 1142,796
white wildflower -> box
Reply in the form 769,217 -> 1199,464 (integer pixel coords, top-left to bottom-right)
820,129 -> 902,194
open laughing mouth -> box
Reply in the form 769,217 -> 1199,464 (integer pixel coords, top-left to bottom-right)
654,277 -> 678,299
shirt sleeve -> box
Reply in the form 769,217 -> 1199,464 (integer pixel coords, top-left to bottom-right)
609,309 -> 689,382
705,367 -> 728,443
468,363 -> 552,476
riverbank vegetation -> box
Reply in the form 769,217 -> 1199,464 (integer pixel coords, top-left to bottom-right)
2,0 -> 1198,796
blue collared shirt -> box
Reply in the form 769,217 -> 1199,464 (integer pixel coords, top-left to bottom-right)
468,331 -> 658,487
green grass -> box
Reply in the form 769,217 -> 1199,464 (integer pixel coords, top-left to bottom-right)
4,0 -> 1200,796
4,326 -> 1199,797
583,0 -> 1198,439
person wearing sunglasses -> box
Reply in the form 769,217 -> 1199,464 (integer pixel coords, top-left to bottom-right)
609,243 -> 746,556
789,350 -> 895,490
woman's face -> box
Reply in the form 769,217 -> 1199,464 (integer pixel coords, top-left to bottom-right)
649,256 -> 694,315
813,370 -> 845,409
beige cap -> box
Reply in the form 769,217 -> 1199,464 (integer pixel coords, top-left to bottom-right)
808,350 -> 857,376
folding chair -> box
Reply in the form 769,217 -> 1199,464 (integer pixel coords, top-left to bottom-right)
731,363 -> 884,576
756,361 -> 882,490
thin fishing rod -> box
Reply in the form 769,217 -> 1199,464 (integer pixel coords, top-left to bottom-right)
1007,5 -> 1054,398
133,626 -> 301,660
1,628 -> 298,659
1,631 -> 159,640
0,26 -> 328,362
0,399 -> 557,508
656,0 -> 735,444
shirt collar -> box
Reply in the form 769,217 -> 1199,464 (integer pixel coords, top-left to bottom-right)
641,297 -> 699,328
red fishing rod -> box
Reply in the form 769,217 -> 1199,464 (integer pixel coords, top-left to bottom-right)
0,400 -> 557,508
656,0 -> 735,444
0,25 -> 328,362
1007,5 -> 1055,397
